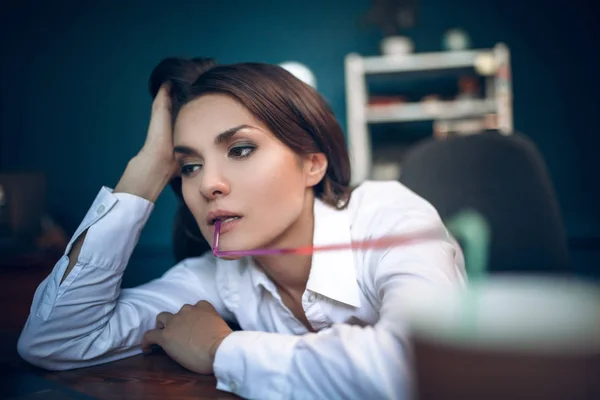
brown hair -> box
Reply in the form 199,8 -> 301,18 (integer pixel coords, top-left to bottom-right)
148,57 -> 353,260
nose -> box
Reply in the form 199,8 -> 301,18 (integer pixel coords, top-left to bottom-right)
199,164 -> 230,200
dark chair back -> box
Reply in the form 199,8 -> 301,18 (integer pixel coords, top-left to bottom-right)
399,130 -> 570,274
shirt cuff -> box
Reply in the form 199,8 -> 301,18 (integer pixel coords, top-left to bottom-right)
65,186 -> 154,271
213,331 -> 301,399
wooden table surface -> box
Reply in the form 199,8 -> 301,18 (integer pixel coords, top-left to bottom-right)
0,255 -> 242,399
45,352 -> 240,400
1,331 -> 241,399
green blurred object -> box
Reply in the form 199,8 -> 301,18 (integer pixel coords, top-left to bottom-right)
446,209 -> 491,282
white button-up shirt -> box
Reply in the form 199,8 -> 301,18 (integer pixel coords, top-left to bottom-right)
18,181 -> 466,399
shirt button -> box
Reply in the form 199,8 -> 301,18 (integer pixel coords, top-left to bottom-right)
308,292 -> 317,302
96,204 -> 106,214
229,381 -> 238,392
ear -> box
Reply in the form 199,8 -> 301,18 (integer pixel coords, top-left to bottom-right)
303,153 -> 328,187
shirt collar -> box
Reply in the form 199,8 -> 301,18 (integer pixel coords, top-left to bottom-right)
220,197 -> 362,308
306,198 -> 361,308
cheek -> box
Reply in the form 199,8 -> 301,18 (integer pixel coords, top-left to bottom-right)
238,153 -> 307,230
181,181 -> 209,233
241,152 -> 305,200
181,181 -> 195,208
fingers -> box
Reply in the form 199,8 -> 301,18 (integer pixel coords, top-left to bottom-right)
153,83 -> 172,110
144,309 -> 173,353
195,300 -> 217,313
156,311 -> 174,329
141,328 -> 163,353
145,84 -> 174,150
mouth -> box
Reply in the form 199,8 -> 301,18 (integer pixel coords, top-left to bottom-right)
206,210 -> 244,238
211,216 -> 242,237
206,209 -> 243,226
209,215 -> 242,226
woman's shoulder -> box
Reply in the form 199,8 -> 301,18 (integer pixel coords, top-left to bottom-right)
348,180 -> 437,215
346,180 -> 444,239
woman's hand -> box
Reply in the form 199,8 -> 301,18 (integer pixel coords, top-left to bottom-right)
138,84 -> 179,175
114,84 -> 179,201
141,301 -> 233,375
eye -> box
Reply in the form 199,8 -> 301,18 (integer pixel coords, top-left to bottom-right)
180,164 -> 202,177
229,145 -> 256,159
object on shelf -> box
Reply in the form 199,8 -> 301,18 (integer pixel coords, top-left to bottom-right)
381,35 -> 414,55
443,28 -> 471,51
368,95 -> 409,107
457,75 -> 480,100
474,52 -> 498,76
420,94 -> 442,115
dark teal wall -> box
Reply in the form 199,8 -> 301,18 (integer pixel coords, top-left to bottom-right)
2,0 -> 598,284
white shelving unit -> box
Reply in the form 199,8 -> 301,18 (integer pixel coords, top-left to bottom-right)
345,43 -> 513,185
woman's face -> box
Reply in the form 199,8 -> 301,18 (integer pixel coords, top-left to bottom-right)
173,94 -> 325,254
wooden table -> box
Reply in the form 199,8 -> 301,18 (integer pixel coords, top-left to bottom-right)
1,254 -> 242,399
43,352 -> 241,399
1,331 -> 241,399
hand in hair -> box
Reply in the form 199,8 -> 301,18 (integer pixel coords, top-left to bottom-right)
62,84 -> 178,282
139,84 -> 179,176
114,84 -> 179,202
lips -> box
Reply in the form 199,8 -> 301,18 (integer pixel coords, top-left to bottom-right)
218,216 -> 241,224
212,215 -> 242,236
206,210 -> 243,226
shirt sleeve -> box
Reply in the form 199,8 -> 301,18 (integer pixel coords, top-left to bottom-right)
212,186 -> 466,400
18,187 -> 233,371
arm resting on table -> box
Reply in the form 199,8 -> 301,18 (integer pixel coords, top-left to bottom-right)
17,187 -> 231,370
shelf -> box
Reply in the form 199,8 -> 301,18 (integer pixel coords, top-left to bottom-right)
366,99 -> 496,123
344,43 -> 512,185
360,50 -> 491,75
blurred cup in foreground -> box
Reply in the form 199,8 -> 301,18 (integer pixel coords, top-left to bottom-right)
407,275 -> 600,400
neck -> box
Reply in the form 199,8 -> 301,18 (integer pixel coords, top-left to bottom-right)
253,190 -> 315,294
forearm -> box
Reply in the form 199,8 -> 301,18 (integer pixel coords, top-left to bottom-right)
114,153 -> 173,202
60,155 -> 171,284
213,325 -> 409,400
19,187 -> 155,369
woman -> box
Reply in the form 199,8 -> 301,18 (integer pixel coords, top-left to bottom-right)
18,57 -> 466,399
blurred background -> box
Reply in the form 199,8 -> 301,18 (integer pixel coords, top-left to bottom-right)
1,0 -> 599,290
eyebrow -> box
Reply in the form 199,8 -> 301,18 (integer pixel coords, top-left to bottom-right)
173,124 -> 256,156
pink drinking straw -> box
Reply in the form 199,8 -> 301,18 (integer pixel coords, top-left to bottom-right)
212,219 -> 439,257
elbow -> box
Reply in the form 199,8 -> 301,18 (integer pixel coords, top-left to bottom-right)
17,327 -> 72,371
17,331 -> 48,370
17,320 -> 133,371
